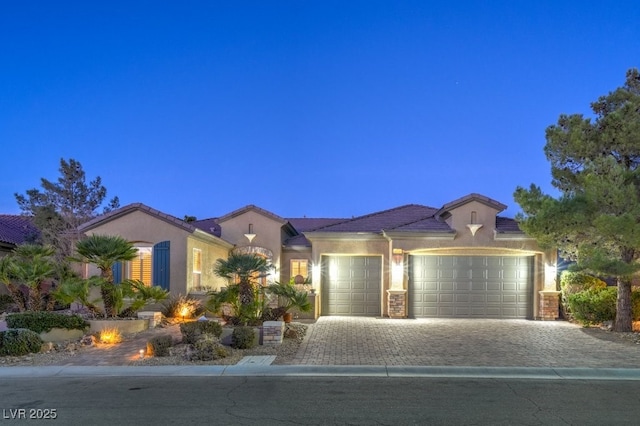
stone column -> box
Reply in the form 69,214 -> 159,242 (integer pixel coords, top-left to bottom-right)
262,321 -> 284,345
538,290 -> 561,320
387,289 -> 407,318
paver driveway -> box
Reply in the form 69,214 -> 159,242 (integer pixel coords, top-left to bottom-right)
291,317 -> 640,368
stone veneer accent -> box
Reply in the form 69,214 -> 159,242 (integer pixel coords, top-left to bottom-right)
387,290 -> 407,318
538,290 -> 561,320
262,321 -> 284,345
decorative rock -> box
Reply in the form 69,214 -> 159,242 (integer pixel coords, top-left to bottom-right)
40,342 -> 54,353
284,328 -> 298,340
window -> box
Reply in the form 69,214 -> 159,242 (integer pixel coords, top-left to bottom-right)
291,259 -> 309,281
128,246 -> 152,286
193,248 -> 202,289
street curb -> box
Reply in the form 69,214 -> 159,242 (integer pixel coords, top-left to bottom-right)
2,365 -> 640,380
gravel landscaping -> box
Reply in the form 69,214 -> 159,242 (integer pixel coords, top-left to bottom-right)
0,320 -> 309,367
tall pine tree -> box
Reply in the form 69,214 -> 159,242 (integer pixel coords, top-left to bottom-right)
515,69 -> 640,331
15,158 -> 120,260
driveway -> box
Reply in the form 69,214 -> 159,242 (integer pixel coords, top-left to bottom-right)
290,317 -> 640,368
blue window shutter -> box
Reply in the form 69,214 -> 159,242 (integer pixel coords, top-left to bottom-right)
153,241 -> 170,290
112,262 -> 122,284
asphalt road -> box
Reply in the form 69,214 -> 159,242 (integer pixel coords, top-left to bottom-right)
1,376 -> 640,425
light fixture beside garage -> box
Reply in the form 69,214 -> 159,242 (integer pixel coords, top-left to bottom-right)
392,248 -> 403,266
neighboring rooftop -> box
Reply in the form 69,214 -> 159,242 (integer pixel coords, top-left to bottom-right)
0,215 -> 39,250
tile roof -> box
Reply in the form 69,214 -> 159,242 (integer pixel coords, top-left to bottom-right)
309,204 -> 443,233
286,218 -> 348,232
79,203 -> 200,234
191,218 -> 221,237
436,193 -> 507,218
495,216 -> 523,233
0,215 -> 39,246
216,205 -> 287,225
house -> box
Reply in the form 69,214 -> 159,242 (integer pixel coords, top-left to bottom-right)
77,194 -> 559,320
77,203 -> 234,296
0,215 -> 39,256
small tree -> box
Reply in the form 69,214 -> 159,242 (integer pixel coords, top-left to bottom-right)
210,253 -> 272,325
15,158 -> 120,261
213,253 -> 272,307
70,234 -> 138,317
0,244 -> 59,311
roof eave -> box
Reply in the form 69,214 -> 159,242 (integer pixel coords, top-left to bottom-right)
493,231 -> 534,240
304,232 -> 387,241
382,230 -> 457,240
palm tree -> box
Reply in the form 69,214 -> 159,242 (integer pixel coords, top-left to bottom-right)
0,244 -> 57,311
213,253 -> 272,309
71,234 -> 138,317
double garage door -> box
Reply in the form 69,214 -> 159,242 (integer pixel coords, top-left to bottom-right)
322,255 -> 381,316
409,255 -> 533,319
320,254 -> 533,318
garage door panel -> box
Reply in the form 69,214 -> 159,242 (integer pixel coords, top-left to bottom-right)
455,293 -> 469,302
487,282 -> 502,291
470,294 -> 487,303
455,281 -> 471,291
409,255 -> 533,319
471,282 -> 486,291
439,293 -> 454,303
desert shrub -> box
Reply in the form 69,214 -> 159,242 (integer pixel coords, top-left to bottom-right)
161,294 -> 205,319
0,328 -> 43,356
231,326 -> 257,349
146,334 -> 174,357
190,335 -> 229,361
0,294 -> 15,313
560,272 -> 607,319
567,287 -> 617,325
179,320 -> 223,344
6,311 -> 88,333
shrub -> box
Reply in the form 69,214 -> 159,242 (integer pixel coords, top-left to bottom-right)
567,287 -> 617,325
560,272 -> 607,319
0,294 -> 15,313
190,335 -> 229,361
179,320 -> 223,344
146,334 -> 174,357
162,294 -> 205,319
6,311 -> 89,334
0,328 -> 43,356
231,326 -> 257,349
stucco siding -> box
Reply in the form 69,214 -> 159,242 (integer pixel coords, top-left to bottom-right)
186,235 -> 230,292
81,210 -> 192,296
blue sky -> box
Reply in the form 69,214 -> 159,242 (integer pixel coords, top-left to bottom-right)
1,1 -> 638,220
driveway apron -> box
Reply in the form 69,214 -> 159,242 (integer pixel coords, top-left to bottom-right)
290,317 -> 640,368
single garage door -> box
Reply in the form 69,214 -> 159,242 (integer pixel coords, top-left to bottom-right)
409,255 -> 533,318
322,255 -> 381,316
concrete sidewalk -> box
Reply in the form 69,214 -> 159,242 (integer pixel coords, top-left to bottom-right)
2,364 -> 640,380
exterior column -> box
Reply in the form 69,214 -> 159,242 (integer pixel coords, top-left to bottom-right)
387,289 -> 407,318
538,290 -> 561,320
